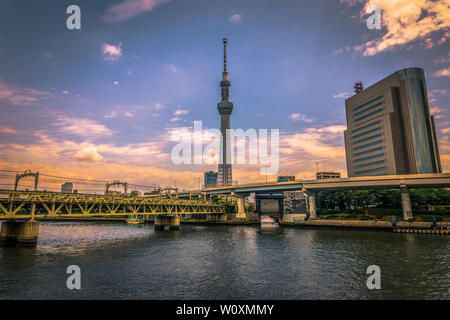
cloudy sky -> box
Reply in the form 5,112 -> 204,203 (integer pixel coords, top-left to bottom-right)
0,0 -> 449,192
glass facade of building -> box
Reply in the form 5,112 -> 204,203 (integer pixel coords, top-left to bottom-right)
398,69 -> 435,173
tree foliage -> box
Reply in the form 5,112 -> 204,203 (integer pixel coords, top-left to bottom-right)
316,188 -> 450,214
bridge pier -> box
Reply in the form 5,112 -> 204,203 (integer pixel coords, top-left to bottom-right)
206,213 -> 228,222
0,220 -> 40,246
306,190 -> 317,219
154,215 -> 180,230
235,194 -> 248,219
400,184 -> 413,220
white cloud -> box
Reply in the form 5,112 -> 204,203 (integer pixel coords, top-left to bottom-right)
229,13 -> 243,23
173,108 -> 189,116
103,0 -> 171,23
62,90 -> 69,95
124,112 -> 134,117
113,81 -> 119,85
72,147 -> 104,162
102,43 -> 123,61
342,0 -> 450,56
104,111 -> 118,119
333,92 -> 352,99
163,64 -> 177,73
154,103 -> 164,110
289,113 -> 314,122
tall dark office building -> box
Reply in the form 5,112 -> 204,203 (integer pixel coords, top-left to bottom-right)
344,67 -> 442,177
217,38 -> 233,186
204,171 -> 218,188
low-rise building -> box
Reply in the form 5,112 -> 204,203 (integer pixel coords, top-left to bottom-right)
316,172 -> 341,180
61,182 -> 73,193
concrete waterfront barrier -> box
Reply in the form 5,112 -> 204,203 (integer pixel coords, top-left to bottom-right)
280,219 -> 450,234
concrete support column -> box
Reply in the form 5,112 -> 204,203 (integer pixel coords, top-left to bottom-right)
400,184 -> 413,220
0,220 -> 40,246
306,190 -> 317,219
154,215 -> 180,230
278,199 -> 284,218
236,195 -> 246,219
255,199 -> 261,216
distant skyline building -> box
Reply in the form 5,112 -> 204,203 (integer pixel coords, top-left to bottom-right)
61,182 -> 73,193
204,171 -> 218,188
316,172 -> 341,180
217,38 -> 233,186
344,67 -> 442,177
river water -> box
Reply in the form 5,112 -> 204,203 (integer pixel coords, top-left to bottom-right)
0,221 -> 448,299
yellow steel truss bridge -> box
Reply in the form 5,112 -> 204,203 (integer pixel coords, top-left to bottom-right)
0,191 -> 225,219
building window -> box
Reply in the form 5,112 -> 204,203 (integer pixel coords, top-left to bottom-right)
353,140 -> 383,151
354,153 -> 384,163
352,133 -> 383,145
355,166 -> 386,175
353,95 -> 384,112
351,126 -> 381,140
351,120 -> 381,134
354,102 -> 384,117
353,146 -> 384,157
355,159 -> 385,169
354,108 -> 384,122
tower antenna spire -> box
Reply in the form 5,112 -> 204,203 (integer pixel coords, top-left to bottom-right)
223,38 -> 227,72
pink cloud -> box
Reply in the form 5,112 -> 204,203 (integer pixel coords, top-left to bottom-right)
103,0 -> 171,23
0,80 -> 51,106
289,113 -> 314,122
101,43 -> 123,61
229,13 -> 243,23
0,128 -> 18,135
433,68 -> 450,78
173,108 -> 189,116
54,116 -> 114,137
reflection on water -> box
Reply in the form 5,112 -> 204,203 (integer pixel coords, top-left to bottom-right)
0,221 -> 449,299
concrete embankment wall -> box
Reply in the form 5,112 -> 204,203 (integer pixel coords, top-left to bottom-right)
281,219 -> 450,231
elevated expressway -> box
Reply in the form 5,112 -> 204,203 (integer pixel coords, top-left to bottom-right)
176,173 -> 450,220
